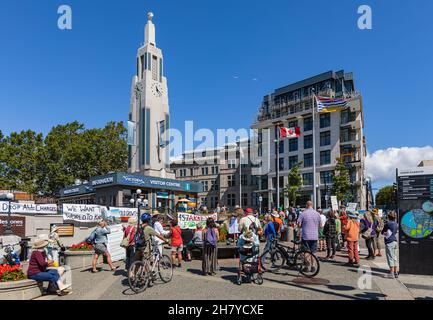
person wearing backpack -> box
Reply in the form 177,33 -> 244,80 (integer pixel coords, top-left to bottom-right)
90,221 -> 118,273
361,211 -> 378,260
238,208 -> 261,235
372,209 -> 384,257
323,211 -> 337,261
121,217 -> 137,271
202,218 -> 219,276
381,211 -> 399,278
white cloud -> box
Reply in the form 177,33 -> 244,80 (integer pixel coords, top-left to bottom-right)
366,146 -> 433,183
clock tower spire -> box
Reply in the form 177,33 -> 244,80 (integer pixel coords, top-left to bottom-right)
128,12 -> 173,179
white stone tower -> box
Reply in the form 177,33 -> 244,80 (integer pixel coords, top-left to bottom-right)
128,12 -> 173,179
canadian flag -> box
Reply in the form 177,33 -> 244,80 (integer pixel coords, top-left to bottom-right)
279,126 -> 301,138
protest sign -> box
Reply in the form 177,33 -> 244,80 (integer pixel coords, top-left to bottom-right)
177,213 -> 218,229
62,204 -> 103,223
108,207 -> 137,221
0,201 -> 58,215
330,196 -> 339,211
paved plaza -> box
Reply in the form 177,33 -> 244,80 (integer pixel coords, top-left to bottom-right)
35,244 -> 432,301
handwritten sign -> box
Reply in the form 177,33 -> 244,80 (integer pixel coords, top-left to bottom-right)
0,201 -> 58,215
62,204 -> 103,223
330,196 -> 339,211
177,213 -> 217,230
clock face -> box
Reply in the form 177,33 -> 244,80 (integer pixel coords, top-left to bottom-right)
151,82 -> 164,98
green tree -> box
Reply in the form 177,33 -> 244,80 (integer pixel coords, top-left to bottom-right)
375,185 -> 396,209
332,157 -> 351,205
284,161 -> 303,207
0,130 -> 45,194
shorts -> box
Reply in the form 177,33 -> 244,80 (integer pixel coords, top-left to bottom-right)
302,240 -> 318,253
319,228 -> 325,239
94,243 -> 108,255
171,245 -> 183,253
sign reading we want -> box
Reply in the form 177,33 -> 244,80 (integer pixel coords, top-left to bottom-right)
62,204 -> 103,223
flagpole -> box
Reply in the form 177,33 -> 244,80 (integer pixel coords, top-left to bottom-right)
312,90 -> 317,209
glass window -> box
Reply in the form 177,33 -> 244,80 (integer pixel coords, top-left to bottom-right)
304,117 -> 313,131
241,174 -> 248,186
320,131 -> 331,146
288,119 -> 298,128
302,172 -> 313,186
304,153 -> 313,168
279,140 -> 284,154
320,171 -> 333,184
289,138 -> 298,152
279,158 -> 284,171
320,113 -> 331,128
289,156 -> 298,169
227,194 -> 236,207
320,150 -> 331,165
228,175 -> 236,187
304,135 -> 313,149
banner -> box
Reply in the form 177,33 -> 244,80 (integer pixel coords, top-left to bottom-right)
108,207 -> 137,219
127,121 -> 136,146
177,213 -> 218,230
62,204 -> 103,223
0,201 -> 58,215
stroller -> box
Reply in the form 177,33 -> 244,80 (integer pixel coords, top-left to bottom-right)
236,243 -> 263,285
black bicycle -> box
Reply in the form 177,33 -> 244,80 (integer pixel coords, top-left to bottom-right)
260,239 -> 320,277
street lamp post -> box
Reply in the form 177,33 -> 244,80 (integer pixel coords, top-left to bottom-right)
129,189 -> 146,229
3,193 -> 14,235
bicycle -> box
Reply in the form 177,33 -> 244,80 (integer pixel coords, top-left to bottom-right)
260,239 -> 320,277
128,240 -> 173,293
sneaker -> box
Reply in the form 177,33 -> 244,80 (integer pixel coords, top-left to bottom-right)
394,273 -> 399,279
385,273 -> 395,279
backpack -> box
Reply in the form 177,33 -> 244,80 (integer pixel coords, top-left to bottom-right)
134,227 -> 147,249
376,218 -> 385,233
120,226 -> 135,249
85,230 -> 97,245
248,216 -> 260,235
205,228 -> 217,248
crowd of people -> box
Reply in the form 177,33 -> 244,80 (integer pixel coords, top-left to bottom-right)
74,201 -> 400,289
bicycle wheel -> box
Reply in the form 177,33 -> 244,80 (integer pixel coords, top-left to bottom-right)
294,250 -> 320,278
260,247 -> 284,271
158,254 -> 173,283
128,260 -> 150,293
253,273 -> 264,285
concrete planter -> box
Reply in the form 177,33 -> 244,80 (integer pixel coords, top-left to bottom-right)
0,279 -> 43,300
63,250 -> 95,270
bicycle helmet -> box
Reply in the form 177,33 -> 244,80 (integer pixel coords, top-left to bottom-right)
141,213 -> 152,223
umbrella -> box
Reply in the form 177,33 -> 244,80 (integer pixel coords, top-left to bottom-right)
178,198 -> 191,202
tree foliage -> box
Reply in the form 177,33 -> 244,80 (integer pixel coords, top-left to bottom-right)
332,157 -> 351,205
375,185 -> 396,209
284,161 -> 303,207
0,121 -> 127,196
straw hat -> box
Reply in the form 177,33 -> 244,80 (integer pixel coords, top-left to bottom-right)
271,211 -> 280,218
33,239 -> 49,249
151,210 -> 160,217
244,230 -> 254,240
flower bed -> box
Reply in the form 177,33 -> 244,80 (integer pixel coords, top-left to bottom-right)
0,265 -> 26,282
69,242 -> 93,252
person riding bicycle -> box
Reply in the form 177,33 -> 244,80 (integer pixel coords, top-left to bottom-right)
134,213 -> 167,261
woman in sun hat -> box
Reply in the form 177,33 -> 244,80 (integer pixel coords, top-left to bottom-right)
27,239 -> 71,296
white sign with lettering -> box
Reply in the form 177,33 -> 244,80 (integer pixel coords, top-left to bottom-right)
62,204 -> 103,223
0,202 -> 58,214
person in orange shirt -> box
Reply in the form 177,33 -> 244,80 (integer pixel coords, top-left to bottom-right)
344,213 -> 360,265
271,212 -> 283,236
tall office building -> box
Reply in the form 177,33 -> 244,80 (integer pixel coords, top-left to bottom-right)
251,70 -> 368,210
128,12 -> 173,179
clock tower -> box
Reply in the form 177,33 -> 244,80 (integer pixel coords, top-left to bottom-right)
128,12 -> 174,179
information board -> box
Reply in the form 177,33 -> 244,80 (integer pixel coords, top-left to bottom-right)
397,166 -> 433,275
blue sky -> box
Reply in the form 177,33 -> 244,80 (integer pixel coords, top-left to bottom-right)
1,0 -> 433,187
